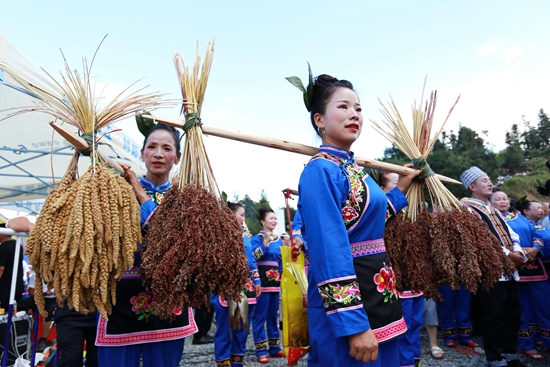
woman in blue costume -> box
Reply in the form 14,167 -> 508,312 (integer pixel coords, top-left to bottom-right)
96,124 -> 198,367
378,171 -> 426,367
250,208 -> 285,363
503,198 -> 550,361
295,74 -> 419,366
212,201 -> 262,367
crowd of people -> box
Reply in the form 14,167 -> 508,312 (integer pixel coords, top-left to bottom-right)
1,71 -> 550,367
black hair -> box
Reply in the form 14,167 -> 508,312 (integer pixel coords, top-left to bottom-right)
227,201 -> 243,213
514,199 -> 533,215
310,74 -> 355,136
258,207 -> 274,222
536,179 -> 550,196
141,124 -> 181,152
378,171 -> 396,189
0,222 -> 5,228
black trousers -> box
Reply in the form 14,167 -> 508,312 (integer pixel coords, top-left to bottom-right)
478,281 -> 520,362
54,305 -> 98,367
193,303 -> 213,339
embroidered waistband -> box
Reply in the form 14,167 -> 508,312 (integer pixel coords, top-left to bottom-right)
257,261 -> 279,267
121,267 -> 141,279
350,239 -> 386,258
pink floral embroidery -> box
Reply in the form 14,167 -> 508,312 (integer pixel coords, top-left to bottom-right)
318,281 -> 361,309
130,292 -> 150,312
342,206 -> 359,222
130,292 -> 179,321
244,278 -> 255,292
266,269 -> 281,282
373,262 -> 398,303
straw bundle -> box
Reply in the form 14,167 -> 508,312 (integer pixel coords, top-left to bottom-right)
139,39 -> 249,319
372,80 -> 514,297
370,80 -> 461,220
0,42 -> 164,319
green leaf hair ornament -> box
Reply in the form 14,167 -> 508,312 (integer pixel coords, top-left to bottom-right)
286,62 -> 314,112
136,111 -> 156,136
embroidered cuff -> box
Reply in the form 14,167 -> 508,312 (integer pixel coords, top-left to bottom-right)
253,246 -> 264,260
317,277 -> 362,313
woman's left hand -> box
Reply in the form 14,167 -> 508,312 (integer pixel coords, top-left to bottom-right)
397,163 -> 421,194
255,285 -> 262,298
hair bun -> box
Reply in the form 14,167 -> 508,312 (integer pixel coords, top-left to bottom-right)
537,179 -> 550,196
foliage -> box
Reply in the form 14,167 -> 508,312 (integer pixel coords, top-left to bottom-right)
238,191 -> 296,235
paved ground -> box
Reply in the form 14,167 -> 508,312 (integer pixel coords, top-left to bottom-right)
180,326 -> 550,366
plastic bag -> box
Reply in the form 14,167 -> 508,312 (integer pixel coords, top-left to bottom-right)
14,357 -> 31,367
281,246 -> 309,365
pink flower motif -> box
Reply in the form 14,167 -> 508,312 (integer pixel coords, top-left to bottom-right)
130,292 -> 151,312
172,307 -> 182,316
373,268 -> 390,293
342,206 -> 359,222
266,269 -> 281,282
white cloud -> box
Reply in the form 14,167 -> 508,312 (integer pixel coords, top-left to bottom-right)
202,106 -> 249,122
477,39 -> 503,58
224,93 -> 245,104
500,46 -> 524,62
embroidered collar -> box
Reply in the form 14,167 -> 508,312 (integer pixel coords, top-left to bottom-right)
466,198 -> 492,212
319,145 -> 354,162
140,176 -> 171,195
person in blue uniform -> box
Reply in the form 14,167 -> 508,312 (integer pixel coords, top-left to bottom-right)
504,199 -> 550,361
212,202 -> 262,367
250,208 -> 284,363
296,74 -> 419,367
378,171 -> 425,367
96,124 -> 197,367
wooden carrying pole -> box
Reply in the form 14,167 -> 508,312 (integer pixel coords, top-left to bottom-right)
143,115 -> 461,185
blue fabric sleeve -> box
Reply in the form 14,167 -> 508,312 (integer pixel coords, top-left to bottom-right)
244,237 -> 261,285
250,235 -> 267,261
140,200 -> 158,228
385,186 -> 408,216
299,161 -> 370,337
533,224 -> 549,256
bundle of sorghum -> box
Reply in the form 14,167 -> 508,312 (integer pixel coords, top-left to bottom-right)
385,207 -> 516,300
140,185 -> 248,319
140,39 -> 248,319
1,40 -> 165,320
384,212 -> 440,299
27,156 -> 141,320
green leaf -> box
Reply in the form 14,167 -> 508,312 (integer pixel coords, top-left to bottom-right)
536,178 -> 546,189
306,62 -> 314,108
285,76 -> 306,94
138,315 -> 145,321
519,193 -> 528,204
136,111 -> 155,136
221,191 -> 228,202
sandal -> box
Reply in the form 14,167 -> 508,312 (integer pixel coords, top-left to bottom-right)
521,349 -> 546,361
258,355 -> 270,364
431,346 -> 444,359
271,351 -> 285,358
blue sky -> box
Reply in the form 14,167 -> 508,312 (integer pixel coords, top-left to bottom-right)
1,1 -> 549,209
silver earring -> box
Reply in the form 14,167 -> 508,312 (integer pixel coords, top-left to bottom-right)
140,162 -> 146,171
319,128 -> 326,136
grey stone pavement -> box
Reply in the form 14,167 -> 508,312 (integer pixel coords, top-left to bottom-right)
179,325 -> 549,366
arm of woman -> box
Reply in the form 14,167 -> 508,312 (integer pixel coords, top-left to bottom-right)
299,161 -> 370,338
250,235 -> 268,261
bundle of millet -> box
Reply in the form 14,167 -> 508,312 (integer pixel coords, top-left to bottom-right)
27,155 -> 141,320
1,42 -> 164,320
